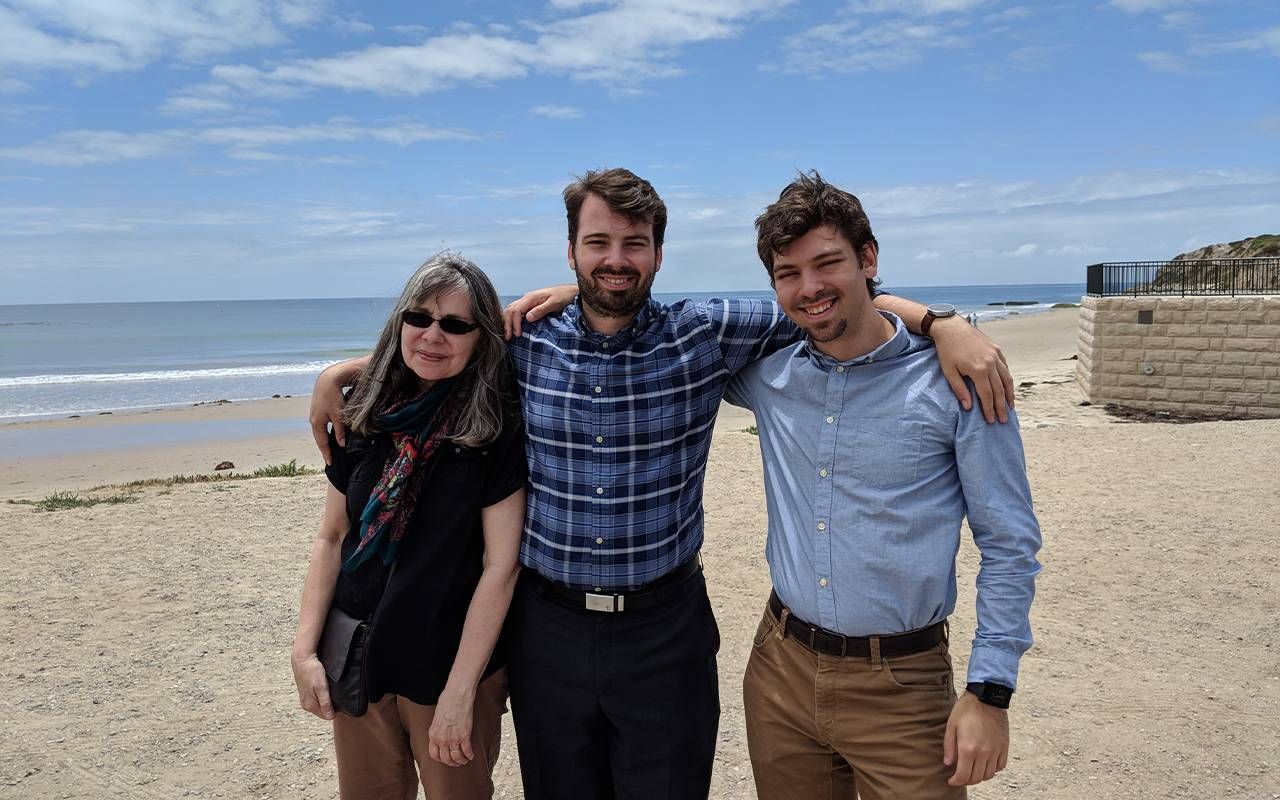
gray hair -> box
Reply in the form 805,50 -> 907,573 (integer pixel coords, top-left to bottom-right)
343,252 -> 513,447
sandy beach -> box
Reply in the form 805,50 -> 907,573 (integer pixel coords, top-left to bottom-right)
3,307 -> 1278,799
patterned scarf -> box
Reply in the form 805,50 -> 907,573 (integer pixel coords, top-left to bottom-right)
341,379 -> 461,572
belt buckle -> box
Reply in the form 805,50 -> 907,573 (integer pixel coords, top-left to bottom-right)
585,592 -> 623,612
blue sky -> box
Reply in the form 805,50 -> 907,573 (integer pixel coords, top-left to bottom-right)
1,0 -> 1277,304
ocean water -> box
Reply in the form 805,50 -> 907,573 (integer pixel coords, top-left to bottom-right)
1,283 -> 1083,422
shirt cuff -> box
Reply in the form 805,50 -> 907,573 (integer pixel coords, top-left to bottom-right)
965,641 -> 1023,690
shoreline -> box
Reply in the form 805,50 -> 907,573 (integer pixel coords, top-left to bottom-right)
0,308 -> 1086,500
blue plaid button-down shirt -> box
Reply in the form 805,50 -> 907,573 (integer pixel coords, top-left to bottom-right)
508,296 -> 797,591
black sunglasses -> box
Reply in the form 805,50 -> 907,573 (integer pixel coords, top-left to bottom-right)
401,310 -> 481,335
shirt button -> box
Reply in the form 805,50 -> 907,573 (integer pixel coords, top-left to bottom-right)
601,342 -> 608,349
817,521 -> 826,531
825,415 -> 835,424
835,365 -> 845,373
819,577 -> 829,587
594,386 -> 602,394
819,468 -> 829,478
594,587 -> 603,592
596,537 -> 604,544
596,487 -> 604,495
595,435 -> 604,444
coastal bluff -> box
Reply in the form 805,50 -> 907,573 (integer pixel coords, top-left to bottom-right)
1076,236 -> 1280,419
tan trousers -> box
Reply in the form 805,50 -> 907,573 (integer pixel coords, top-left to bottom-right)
332,668 -> 508,800
743,606 -> 965,800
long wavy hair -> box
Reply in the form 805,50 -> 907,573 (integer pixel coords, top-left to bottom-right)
342,252 -> 513,447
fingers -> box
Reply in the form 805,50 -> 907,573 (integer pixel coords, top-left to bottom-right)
988,368 -> 1010,424
997,354 -> 1016,409
943,713 -> 957,767
502,305 -> 524,340
971,367 -> 997,424
949,747 -> 986,786
332,417 -> 347,449
950,745 -> 1004,786
942,364 -> 973,413
429,730 -> 473,767
526,299 -> 553,323
310,417 -> 333,466
316,683 -> 334,721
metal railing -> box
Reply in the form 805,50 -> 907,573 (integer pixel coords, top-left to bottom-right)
1086,259 -> 1280,297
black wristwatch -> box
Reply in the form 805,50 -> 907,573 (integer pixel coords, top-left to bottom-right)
966,682 -> 1013,709
920,303 -> 957,337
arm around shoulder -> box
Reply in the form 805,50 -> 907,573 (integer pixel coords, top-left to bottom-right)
873,294 -> 1015,423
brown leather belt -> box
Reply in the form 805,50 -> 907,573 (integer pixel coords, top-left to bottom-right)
768,589 -> 945,658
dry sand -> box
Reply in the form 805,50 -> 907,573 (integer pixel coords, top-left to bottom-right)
3,308 -> 1279,799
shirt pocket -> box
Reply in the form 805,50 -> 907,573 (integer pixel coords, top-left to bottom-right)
849,418 -> 922,490
431,446 -> 488,498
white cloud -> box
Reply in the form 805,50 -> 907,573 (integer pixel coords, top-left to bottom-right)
915,251 -> 941,260
0,0 -> 347,77
765,0 -> 1013,76
1137,51 -> 1186,72
333,17 -> 375,36
1008,243 -> 1039,257
530,104 -> 584,119
1191,26 -> 1280,58
167,0 -> 785,103
687,208 -> 725,220
848,0 -> 993,15
769,18 -> 967,73
390,24 -> 431,37
1160,10 -> 1200,30
0,120 -> 477,166
1109,0 -> 1197,13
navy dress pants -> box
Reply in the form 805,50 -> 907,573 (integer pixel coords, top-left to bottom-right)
507,568 -> 721,800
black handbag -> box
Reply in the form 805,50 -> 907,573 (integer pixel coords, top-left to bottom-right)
317,605 -> 370,717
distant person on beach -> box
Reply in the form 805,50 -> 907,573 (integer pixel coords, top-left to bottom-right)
724,172 -> 1042,799
292,253 -> 526,800
311,168 -> 1016,800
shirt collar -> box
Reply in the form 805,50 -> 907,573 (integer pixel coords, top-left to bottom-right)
798,310 -> 915,371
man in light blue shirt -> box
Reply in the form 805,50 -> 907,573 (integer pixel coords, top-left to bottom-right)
727,172 -> 1041,799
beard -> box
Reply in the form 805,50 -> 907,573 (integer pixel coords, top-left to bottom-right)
808,317 -> 849,343
576,266 -> 656,319
794,291 -> 851,343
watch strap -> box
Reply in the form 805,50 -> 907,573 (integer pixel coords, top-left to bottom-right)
966,681 -> 1013,709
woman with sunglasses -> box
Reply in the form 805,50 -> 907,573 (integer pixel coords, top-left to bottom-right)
290,252 -> 526,799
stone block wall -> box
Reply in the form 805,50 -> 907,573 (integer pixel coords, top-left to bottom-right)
1076,295 -> 1280,418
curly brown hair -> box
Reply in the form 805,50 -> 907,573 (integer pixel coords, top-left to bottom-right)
755,170 -> 880,295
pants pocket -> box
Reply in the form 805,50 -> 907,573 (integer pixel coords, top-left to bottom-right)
881,643 -> 953,693
752,609 -> 779,649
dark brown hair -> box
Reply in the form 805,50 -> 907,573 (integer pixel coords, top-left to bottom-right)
755,170 -> 880,295
564,167 -> 667,250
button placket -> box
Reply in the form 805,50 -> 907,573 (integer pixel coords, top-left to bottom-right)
815,366 -> 843,628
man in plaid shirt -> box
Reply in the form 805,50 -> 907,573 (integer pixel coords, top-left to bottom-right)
311,168 -> 1014,800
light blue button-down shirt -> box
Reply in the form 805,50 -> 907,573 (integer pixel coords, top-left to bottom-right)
725,312 -> 1041,688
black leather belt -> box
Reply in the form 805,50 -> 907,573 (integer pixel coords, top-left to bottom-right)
525,556 -> 703,613
768,590 -> 945,658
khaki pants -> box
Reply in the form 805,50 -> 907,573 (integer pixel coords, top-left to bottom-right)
743,606 -> 964,800
332,668 -> 508,800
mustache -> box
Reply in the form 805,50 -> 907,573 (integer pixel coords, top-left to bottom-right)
591,267 -> 641,278
798,291 -> 837,304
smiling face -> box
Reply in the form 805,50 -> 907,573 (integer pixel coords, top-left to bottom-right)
771,224 -> 884,361
398,288 -> 480,389
568,193 -> 661,327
